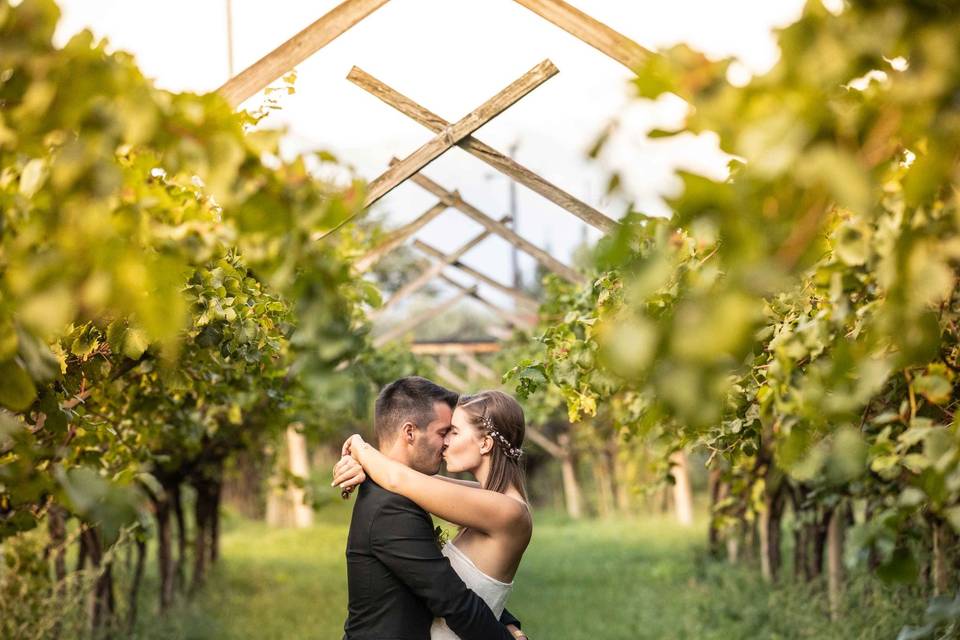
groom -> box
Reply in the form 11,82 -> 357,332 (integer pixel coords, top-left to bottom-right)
341,376 -> 524,640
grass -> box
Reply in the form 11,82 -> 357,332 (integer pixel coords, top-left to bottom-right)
132,501 -> 928,640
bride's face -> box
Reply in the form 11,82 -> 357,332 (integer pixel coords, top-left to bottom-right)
442,407 -> 487,474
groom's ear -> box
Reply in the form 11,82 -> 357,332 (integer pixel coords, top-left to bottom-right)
401,422 -> 417,444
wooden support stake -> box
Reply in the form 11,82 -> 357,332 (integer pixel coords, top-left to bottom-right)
670,451 -> 694,527
414,239 -> 540,311
526,425 -> 584,519
409,172 -> 586,284
217,0 -> 392,107
353,201 -> 447,271
347,66 -> 617,233
372,288 -> 474,347
511,0 -> 650,71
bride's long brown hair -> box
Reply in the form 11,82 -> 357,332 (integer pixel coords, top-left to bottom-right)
456,390 -> 528,501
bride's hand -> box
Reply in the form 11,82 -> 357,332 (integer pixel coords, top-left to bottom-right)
331,454 -> 366,494
341,433 -> 367,459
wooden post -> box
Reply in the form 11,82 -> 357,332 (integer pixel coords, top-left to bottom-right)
759,482 -> 786,583
217,0 -> 392,106
670,451 -> 694,526
352,201 -> 447,271
526,426 -> 583,520
373,288 -> 474,347
409,172 -> 586,283
266,425 -> 314,528
557,433 -> 584,520
288,426 -> 314,528
370,216 -> 507,319
510,0 -> 650,71
414,239 -> 540,311
613,445 -> 634,513
347,66 -> 617,233
593,453 -> 615,518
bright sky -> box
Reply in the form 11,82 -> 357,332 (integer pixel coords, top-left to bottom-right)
54,0 -> 807,317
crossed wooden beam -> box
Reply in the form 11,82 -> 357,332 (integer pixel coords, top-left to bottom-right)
372,285 -> 475,347
369,214 -> 541,336
367,215 -> 511,321
438,273 -> 533,330
361,60 -> 557,211
456,352 -> 497,380
351,62 -> 575,346
346,64 -> 610,288
358,164 -> 587,285
413,239 -> 539,312
434,360 -> 469,391
347,67 -> 617,234
436,351 -> 499,386
219,0 -> 632,250
218,0 -> 650,107
371,278 -> 526,348
316,58 -> 559,240
213,0 -> 649,348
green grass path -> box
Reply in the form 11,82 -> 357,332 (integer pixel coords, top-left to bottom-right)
135,501 -> 924,639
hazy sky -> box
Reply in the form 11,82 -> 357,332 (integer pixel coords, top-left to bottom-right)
53,0 -> 807,317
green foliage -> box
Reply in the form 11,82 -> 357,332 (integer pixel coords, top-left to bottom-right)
0,0 -> 385,550
504,0 -> 960,619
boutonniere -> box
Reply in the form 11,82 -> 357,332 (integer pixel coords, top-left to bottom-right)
433,525 -> 450,549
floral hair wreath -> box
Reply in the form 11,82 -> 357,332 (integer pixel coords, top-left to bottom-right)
479,413 -> 523,461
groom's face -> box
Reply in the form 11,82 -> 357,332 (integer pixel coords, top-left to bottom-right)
409,401 -> 454,475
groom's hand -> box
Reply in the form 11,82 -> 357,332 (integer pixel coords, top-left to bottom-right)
332,454 -> 366,499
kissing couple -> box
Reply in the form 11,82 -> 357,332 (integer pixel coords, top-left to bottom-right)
332,376 -> 533,640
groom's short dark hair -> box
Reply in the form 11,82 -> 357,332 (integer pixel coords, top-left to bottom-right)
374,376 -> 458,445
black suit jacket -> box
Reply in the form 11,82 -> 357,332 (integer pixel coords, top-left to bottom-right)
343,479 -> 520,640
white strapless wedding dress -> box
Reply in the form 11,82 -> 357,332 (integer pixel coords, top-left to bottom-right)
430,541 -> 514,640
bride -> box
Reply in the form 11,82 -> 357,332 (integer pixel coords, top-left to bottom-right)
333,389 -> 533,640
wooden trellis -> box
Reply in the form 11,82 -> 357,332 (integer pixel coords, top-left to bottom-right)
351,60 -> 558,216
368,216 -> 509,321
410,341 -> 501,355
218,0 -> 649,107
407,170 -> 587,284
413,239 -> 540,312
215,0 -> 649,362
346,66 -> 617,235
437,274 -> 534,330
